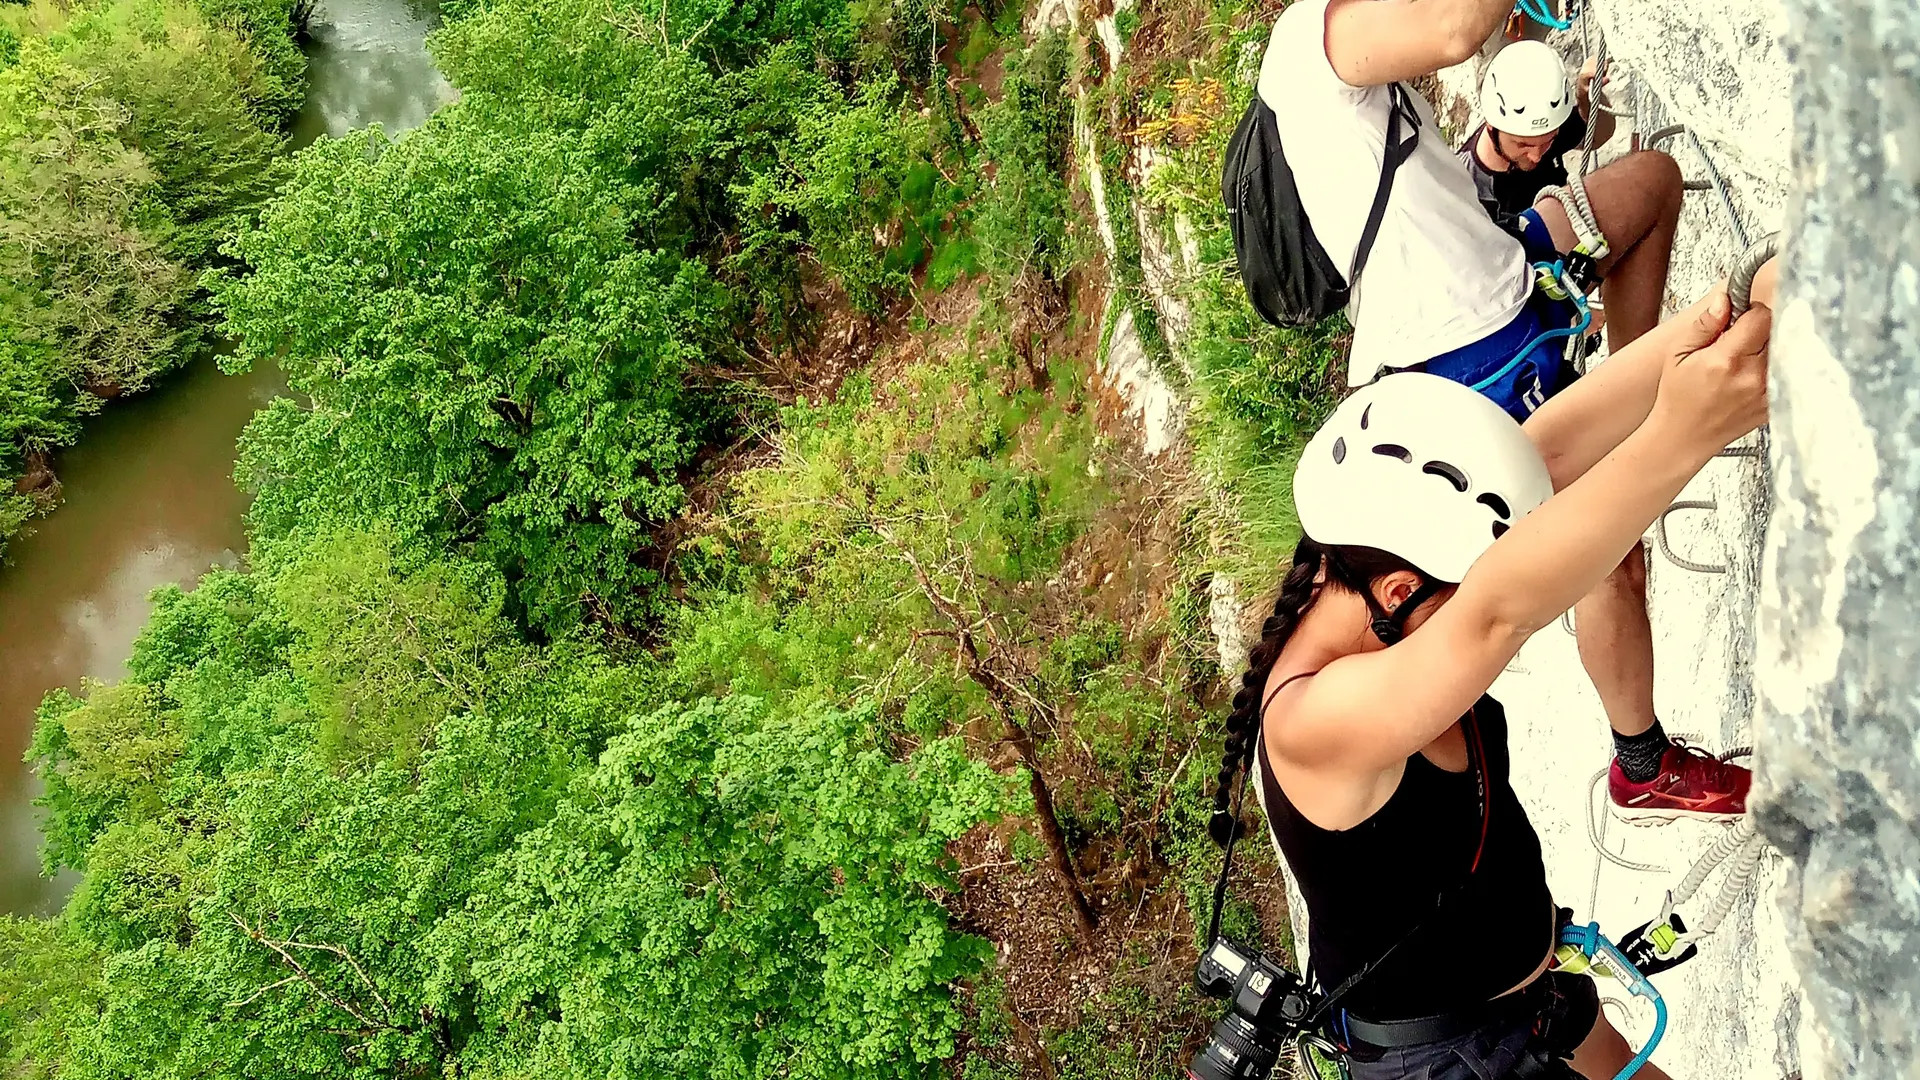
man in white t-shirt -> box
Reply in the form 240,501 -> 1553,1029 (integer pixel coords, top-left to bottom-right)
1256,0 -> 1747,823
1259,0 -> 1680,405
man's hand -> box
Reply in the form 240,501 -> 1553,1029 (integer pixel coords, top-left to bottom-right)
1577,56 -> 1599,111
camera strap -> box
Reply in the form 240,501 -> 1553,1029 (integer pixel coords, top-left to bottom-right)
1206,694 -> 1490,1030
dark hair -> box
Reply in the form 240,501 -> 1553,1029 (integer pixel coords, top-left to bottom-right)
1208,537 -> 1424,846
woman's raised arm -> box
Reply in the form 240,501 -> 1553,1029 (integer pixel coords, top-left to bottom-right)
1274,303 -> 1772,774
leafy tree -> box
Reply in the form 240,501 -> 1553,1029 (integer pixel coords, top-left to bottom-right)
444,696 -> 1015,1079
735,75 -> 916,316
0,38 -> 193,399
972,32 -> 1078,300
190,0 -> 306,115
676,357 -> 1106,934
222,0 -> 1002,633
56,0 -> 291,263
9,529 -> 1013,1079
219,120 -> 723,634
0,917 -> 105,1075
27,683 -> 183,876
0,0 -> 297,556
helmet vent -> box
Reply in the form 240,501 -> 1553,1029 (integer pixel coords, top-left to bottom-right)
1477,493 -> 1512,519
1491,521 -> 1512,540
1372,443 -> 1412,463
1422,461 -> 1469,492
1332,437 -> 1347,464
1359,404 -> 1372,430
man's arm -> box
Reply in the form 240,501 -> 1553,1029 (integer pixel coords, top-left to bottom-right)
1324,0 -> 1512,86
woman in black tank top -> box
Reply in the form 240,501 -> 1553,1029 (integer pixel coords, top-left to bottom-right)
1204,292 -> 1771,1080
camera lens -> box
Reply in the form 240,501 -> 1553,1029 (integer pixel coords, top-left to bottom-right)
1186,1012 -> 1284,1080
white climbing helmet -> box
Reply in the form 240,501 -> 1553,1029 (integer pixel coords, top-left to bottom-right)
1481,40 -> 1575,137
1293,373 -> 1555,583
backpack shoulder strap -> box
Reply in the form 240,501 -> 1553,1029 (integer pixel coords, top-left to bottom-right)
1347,82 -> 1424,286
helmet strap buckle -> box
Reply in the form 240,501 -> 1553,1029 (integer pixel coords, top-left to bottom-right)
1367,578 -> 1447,646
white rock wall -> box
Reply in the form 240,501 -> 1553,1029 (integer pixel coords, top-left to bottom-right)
1750,0 -> 1920,1070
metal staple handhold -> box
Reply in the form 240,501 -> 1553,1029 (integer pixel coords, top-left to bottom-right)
1728,232 -> 1781,316
1644,125 -> 1752,251
1655,500 -> 1728,574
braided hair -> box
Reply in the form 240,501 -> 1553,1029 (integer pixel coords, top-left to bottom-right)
1208,538 -> 1425,847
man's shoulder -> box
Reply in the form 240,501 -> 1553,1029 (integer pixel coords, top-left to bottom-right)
1457,140 -> 1497,193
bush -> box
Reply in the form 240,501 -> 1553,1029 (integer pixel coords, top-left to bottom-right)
973,32 -> 1079,297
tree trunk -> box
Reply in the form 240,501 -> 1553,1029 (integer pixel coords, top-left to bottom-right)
1002,717 -> 1101,938
1754,0 -> 1920,1074
868,518 -> 1100,939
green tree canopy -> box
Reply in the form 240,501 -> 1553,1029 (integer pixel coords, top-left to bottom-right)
10,529 -> 1014,1079
219,116 -> 724,633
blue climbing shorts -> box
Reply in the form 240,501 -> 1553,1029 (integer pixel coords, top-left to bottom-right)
1412,208 -> 1583,422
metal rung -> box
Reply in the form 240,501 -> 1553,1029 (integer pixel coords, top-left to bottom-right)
1655,500 -> 1727,574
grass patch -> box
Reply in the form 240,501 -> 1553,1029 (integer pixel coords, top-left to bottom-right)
1101,0 -> 1348,590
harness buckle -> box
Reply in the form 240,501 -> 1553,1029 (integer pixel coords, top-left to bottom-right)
1617,911 -> 1700,977
1561,250 -> 1602,295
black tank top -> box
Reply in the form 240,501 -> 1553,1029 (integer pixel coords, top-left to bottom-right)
1258,694 -> 1553,1021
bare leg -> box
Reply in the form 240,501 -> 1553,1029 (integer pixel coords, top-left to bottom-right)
1570,1010 -> 1674,1080
1527,152 -> 1682,741
1530,150 -> 1685,351
1573,544 -> 1657,737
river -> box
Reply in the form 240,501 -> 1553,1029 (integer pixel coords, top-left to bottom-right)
0,0 -> 455,917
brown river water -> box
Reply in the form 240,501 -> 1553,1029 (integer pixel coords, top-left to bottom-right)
0,0 -> 454,916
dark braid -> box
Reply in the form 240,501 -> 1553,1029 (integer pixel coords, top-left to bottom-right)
1209,537 -> 1325,847
1208,539 -> 1427,847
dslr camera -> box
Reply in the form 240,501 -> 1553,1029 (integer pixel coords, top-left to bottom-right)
1186,937 -> 1325,1080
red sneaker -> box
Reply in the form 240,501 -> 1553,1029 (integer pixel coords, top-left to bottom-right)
1608,742 -> 1750,823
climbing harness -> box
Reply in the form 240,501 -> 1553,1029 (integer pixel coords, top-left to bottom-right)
1469,260 -> 1594,396
1556,921 -> 1668,1080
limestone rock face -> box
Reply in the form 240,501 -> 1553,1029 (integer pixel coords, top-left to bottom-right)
1754,0 -> 1920,1074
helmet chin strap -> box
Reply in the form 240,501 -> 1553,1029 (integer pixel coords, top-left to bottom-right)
1367,578 -> 1446,646
1486,125 -> 1528,173
1325,552 -> 1448,646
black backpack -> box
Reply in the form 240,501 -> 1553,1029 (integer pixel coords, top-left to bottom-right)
1221,82 -> 1422,327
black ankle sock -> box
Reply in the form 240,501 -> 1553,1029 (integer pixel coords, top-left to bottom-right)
1613,720 -> 1671,784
